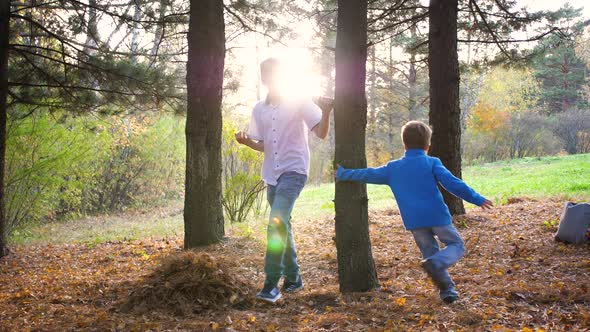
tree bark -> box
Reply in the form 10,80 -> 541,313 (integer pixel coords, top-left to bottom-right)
184,0 -> 225,248
334,0 -> 379,293
428,0 -> 465,215
0,0 -> 10,258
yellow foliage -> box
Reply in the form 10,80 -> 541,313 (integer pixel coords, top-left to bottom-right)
468,102 -> 509,134
477,67 -> 540,113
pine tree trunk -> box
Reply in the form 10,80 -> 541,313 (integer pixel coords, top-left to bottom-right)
184,0 -> 225,248
334,0 -> 379,293
428,0 -> 465,215
0,0 -> 10,258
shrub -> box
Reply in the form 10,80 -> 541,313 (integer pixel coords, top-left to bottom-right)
221,123 -> 265,223
76,114 -> 185,212
5,111 -> 186,235
505,111 -> 561,159
5,111 -> 107,231
463,111 -> 561,163
552,109 -> 590,154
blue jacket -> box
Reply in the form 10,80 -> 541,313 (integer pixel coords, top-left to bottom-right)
336,149 -> 486,230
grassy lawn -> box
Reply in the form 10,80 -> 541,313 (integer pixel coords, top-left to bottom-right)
11,154 -> 590,245
10,205 -> 184,246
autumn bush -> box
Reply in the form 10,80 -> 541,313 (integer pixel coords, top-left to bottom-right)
464,103 -> 563,163
462,66 -> 589,163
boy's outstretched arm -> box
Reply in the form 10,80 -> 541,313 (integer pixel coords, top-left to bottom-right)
432,158 -> 493,209
335,163 -> 390,185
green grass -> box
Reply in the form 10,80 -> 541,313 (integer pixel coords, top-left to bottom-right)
464,154 -> 589,203
10,211 -> 183,246
10,154 -> 590,245
295,182 -> 395,219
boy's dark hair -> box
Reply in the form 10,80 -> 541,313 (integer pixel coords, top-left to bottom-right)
260,57 -> 280,78
401,121 -> 432,149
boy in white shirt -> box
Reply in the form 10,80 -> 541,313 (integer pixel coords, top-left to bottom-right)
235,58 -> 333,303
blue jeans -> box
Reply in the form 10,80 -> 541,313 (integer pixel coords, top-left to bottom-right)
411,224 -> 465,298
264,171 -> 307,286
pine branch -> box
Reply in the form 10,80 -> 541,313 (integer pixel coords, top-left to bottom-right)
8,82 -> 155,97
368,11 -> 428,33
368,0 -> 410,25
469,0 -> 511,59
10,44 -> 179,97
66,0 -> 187,24
223,4 -> 289,48
458,27 -> 563,44
11,14 -> 186,57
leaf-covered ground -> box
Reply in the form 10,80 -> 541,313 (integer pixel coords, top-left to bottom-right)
1,199 -> 589,331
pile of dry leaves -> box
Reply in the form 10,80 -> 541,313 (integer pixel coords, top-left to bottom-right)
119,251 -> 254,315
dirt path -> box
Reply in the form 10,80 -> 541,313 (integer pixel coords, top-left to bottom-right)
1,199 -> 588,331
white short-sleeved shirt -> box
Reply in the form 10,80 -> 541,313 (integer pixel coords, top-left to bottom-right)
248,98 -> 322,186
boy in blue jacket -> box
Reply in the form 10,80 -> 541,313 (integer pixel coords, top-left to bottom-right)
336,121 -> 493,303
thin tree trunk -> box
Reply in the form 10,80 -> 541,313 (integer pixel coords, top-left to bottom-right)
408,26 -> 417,121
83,0 -> 100,55
130,0 -> 142,62
0,0 -> 10,258
151,0 -> 168,58
320,33 -> 335,177
388,36 -> 395,153
428,0 -> 465,215
368,45 -> 378,162
184,0 -> 225,248
334,0 -> 379,293
460,15 -> 473,132
254,25 -> 261,100
84,0 -> 100,92
369,45 -> 377,127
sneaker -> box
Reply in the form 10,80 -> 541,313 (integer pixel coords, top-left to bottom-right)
442,294 -> 459,304
256,281 -> 282,303
421,259 -> 452,290
282,275 -> 304,293
440,287 -> 459,304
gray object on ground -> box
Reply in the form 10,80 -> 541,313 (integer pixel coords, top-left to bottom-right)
554,202 -> 590,244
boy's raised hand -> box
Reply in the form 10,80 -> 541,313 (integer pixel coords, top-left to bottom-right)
235,131 -> 249,145
313,96 -> 334,113
480,199 -> 494,210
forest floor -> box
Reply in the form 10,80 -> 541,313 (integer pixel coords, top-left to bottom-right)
1,198 -> 589,331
